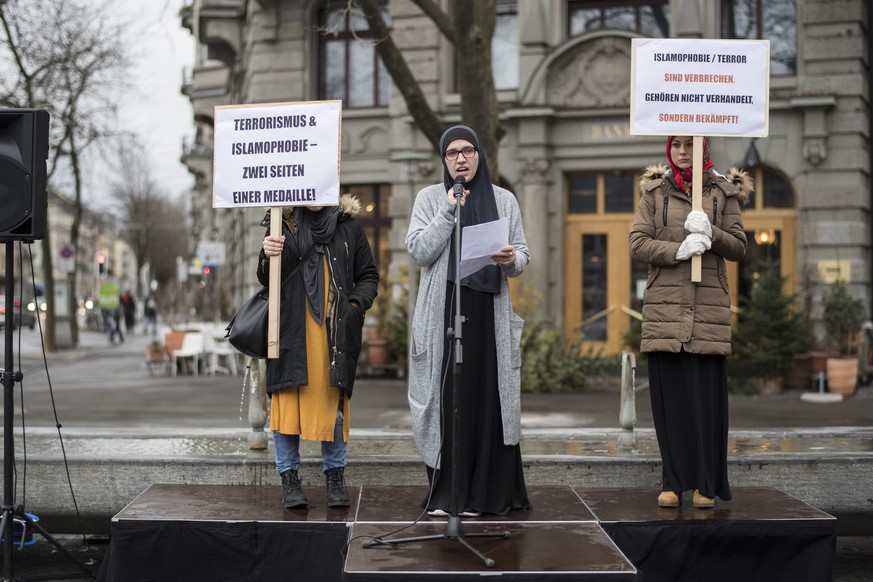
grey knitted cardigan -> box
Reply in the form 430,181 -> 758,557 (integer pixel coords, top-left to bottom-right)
405,182 -> 530,469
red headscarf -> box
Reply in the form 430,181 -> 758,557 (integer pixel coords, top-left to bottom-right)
666,136 -> 713,194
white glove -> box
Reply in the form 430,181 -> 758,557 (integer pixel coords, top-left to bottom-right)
676,233 -> 712,261
684,210 -> 712,238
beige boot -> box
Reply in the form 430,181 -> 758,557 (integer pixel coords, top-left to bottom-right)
693,490 -> 715,508
658,491 -> 680,507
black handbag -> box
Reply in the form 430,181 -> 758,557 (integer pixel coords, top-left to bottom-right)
225,286 -> 270,358
225,249 -> 312,358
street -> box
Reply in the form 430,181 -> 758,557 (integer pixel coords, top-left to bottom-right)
5,325 -> 873,432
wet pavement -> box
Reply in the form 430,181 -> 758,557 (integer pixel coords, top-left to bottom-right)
12,426 -> 873,459
1,324 -> 872,580
6,324 -> 873,464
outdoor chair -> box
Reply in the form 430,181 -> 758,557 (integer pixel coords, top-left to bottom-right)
205,333 -> 239,376
172,332 -> 206,376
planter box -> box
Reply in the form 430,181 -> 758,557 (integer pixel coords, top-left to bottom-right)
826,357 -> 858,396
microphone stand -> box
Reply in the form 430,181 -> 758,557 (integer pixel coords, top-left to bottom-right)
1,241 -> 95,581
363,178 -> 510,568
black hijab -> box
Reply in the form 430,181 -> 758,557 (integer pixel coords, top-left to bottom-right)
293,205 -> 340,324
440,125 -> 501,294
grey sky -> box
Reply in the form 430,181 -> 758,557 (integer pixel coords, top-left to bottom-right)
95,0 -> 195,203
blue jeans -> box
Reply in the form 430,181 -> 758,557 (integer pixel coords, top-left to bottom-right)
274,409 -> 345,474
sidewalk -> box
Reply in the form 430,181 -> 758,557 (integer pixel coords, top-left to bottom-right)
9,325 -> 873,431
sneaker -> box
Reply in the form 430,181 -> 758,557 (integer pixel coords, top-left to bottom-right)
427,508 -> 449,517
280,469 -> 308,509
459,511 -> 481,517
325,467 -> 350,507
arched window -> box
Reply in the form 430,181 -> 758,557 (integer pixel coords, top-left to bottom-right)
493,0 -> 519,90
568,0 -> 670,38
344,183 -> 392,270
721,0 -> 797,76
762,167 -> 795,208
742,166 -> 796,211
737,165 -> 798,300
317,2 -> 392,108
565,171 -> 641,349
452,0 -> 519,91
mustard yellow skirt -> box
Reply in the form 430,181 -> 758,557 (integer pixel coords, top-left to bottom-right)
270,259 -> 350,443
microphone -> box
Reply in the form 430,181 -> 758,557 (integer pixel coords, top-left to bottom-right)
453,175 -> 466,200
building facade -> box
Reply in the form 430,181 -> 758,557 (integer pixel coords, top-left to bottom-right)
180,0 -> 870,354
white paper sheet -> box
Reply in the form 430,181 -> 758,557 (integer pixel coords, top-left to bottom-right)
459,217 -> 509,279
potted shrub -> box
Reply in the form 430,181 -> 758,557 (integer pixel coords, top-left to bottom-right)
731,265 -> 813,394
822,279 -> 866,396
365,279 -> 393,367
145,340 -> 166,362
145,339 -> 168,376
163,329 -> 188,360
384,286 -> 409,366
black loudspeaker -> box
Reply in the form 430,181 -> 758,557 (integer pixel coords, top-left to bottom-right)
0,108 -> 50,242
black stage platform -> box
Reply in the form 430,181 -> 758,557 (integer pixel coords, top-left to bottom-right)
95,485 -> 835,582
581,487 -> 837,582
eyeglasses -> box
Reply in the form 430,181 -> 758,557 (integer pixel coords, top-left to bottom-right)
444,147 -> 477,160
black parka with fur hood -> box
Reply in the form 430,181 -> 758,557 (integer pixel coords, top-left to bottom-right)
629,165 -> 751,356
256,194 -> 378,396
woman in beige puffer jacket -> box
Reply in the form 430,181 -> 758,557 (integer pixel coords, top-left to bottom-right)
629,136 -> 751,509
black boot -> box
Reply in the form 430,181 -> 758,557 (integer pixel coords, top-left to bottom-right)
325,467 -> 350,507
280,469 -> 308,509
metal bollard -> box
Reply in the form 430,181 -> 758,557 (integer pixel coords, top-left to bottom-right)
246,357 -> 269,450
618,352 -> 637,449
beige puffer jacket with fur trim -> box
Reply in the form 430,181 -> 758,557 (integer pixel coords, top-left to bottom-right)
629,165 -> 751,355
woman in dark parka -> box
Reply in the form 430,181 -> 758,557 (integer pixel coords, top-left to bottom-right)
259,194 -> 378,509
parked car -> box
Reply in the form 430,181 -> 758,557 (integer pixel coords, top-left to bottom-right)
0,296 -> 36,330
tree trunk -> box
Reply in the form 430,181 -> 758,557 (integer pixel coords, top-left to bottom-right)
41,234 -> 56,352
357,0 -> 503,179
455,0 -> 501,180
357,0 -> 444,153
68,129 -> 82,346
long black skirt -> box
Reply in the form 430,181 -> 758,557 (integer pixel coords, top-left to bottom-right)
648,350 -> 732,501
422,283 -> 532,516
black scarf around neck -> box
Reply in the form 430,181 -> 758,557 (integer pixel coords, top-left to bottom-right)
440,125 -> 501,294
293,205 -> 341,323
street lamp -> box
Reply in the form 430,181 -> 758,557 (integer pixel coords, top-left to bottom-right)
744,139 -> 761,168
390,151 -> 431,343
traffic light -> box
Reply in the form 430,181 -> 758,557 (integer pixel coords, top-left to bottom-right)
203,266 -> 211,275
0,108 -> 50,242
96,252 -> 107,277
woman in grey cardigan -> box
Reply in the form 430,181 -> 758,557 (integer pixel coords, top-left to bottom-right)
406,125 -> 532,517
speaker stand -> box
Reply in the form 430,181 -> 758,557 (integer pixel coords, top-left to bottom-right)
2,241 -> 95,581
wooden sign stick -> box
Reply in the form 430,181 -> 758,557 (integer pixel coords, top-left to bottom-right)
267,207 -> 282,359
691,135 -> 704,283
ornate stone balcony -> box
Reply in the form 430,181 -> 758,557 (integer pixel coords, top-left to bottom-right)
197,0 -> 244,66
188,63 -> 231,123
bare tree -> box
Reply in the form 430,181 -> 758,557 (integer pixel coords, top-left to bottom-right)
0,0 -> 131,349
352,0 -> 503,177
110,143 -> 188,302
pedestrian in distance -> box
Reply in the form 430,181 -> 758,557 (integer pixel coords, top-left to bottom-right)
629,135 -> 750,509
406,125 -> 532,517
259,194 -> 378,509
121,291 -> 136,334
108,304 -> 125,345
101,307 -> 112,334
143,295 -> 158,336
